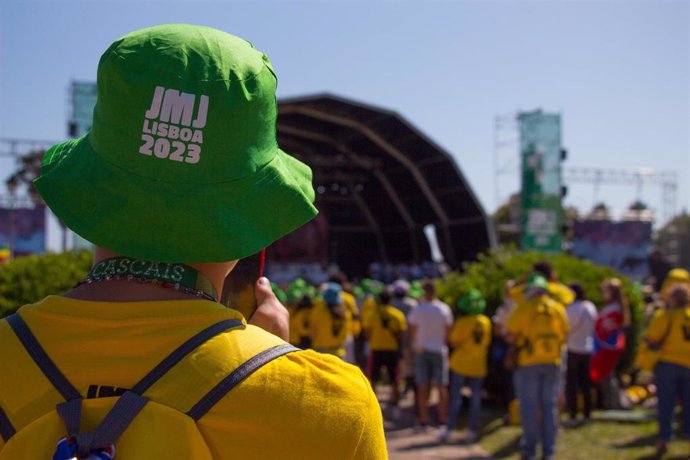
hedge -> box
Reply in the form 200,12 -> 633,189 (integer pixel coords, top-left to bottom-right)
436,247 -> 644,373
0,250 -> 93,317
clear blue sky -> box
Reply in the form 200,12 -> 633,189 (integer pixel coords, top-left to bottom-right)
1,0 -> 688,226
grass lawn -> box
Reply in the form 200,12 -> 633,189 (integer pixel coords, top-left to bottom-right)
478,410 -> 689,460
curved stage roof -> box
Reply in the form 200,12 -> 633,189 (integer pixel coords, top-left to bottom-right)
277,94 -> 496,275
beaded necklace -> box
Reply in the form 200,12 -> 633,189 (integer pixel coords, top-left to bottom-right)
74,257 -> 218,302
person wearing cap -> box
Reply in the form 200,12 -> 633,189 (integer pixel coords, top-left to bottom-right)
309,283 -> 353,358
328,272 -> 361,365
506,274 -> 569,460
390,279 -> 418,317
645,284 -> 690,458
390,279 -> 418,397
659,268 -> 690,304
509,261 -> 575,308
0,25 -> 385,459
359,278 -> 384,323
439,289 -> 492,444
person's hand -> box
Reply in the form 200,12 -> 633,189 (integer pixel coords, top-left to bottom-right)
249,277 -> 289,341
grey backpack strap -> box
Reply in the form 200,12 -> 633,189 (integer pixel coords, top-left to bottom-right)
132,319 -> 244,394
0,406 -> 15,441
187,343 -> 299,420
1,314 -> 80,443
56,398 -> 83,437
6,314 -> 81,401
57,392 -> 147,458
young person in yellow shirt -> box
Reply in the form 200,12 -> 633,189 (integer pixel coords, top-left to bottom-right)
0,25 -> 386,459
506,274 -> 569,460
309,283 -> 353,358
362,290 -> 407,408
328,273 -> 361,365
508,261 -> 575,308
645,284 -> 690,458
288,293 -> 313,349
440,289 -> 491,443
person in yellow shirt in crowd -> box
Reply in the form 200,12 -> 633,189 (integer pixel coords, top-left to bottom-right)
288,292 -> 313,349
659,268 -> 690,304
359,279 -> 383,325
329,273 -> 362,364
506,274 -> 569,460
310,283 -> 353,358
509,261 -> 575,308
0,25 -> 386,459
645,284 -> 690,459
363,290 -> 407,409
439,289 -> 492,443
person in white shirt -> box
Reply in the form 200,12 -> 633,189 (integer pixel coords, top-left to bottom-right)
565,282 -> 598,422
408,280 -> 454,433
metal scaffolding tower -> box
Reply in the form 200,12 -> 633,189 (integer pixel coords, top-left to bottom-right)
562,167 -> 677,223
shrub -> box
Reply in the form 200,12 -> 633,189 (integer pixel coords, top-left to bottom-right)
436,246 -> 643,373
0,250 -> 93,317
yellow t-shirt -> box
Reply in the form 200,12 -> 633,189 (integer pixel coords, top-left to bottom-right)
0,296 -> 385,459
645,307 -> 690,368
449,314 -> 492,378
509,281 -> 575,307
288,306 -> 311,346
360,296 -> 377,326
342,291 -> 361,337
506,296 -> 569,367
362,304 -> 407,351
309,301 -> 353,357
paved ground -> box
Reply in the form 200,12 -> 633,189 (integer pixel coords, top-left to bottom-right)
377,385 -> 493,459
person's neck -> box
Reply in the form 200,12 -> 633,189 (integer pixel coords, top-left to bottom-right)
64,247 -> 236,302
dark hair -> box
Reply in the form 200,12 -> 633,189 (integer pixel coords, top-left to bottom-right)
297,295 -> 313,310
379,290 -> 392,305
669,285 -> 690,307
328,272 -> 348,285
569,282 -> 586,301
328,272 -> 353,293
533,261 -> 553,279
422,279 -> 436,296
328,303 -> 346,319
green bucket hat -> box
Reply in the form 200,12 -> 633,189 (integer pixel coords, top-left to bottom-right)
35,24 -> 317,262
526,274 -> 549,292
457,289 -> 486,315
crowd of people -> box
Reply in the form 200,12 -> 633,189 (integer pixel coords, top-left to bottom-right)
272,260 -> 690,460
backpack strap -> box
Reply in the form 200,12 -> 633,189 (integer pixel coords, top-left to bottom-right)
6,314 -> 81,401
187,343 -> 298,420
131,318 -> 244,394
2,313 -> 243,449
0,406 -> 15,442
56,392 -> 148,458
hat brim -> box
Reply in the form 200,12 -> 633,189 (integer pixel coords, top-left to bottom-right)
35,135 -> 318,262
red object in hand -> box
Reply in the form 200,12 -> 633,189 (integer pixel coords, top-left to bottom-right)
258,248 -> 266,278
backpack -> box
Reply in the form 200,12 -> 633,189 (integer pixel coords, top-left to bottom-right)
521,300 -> 565,362
0,314 -> 297,459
